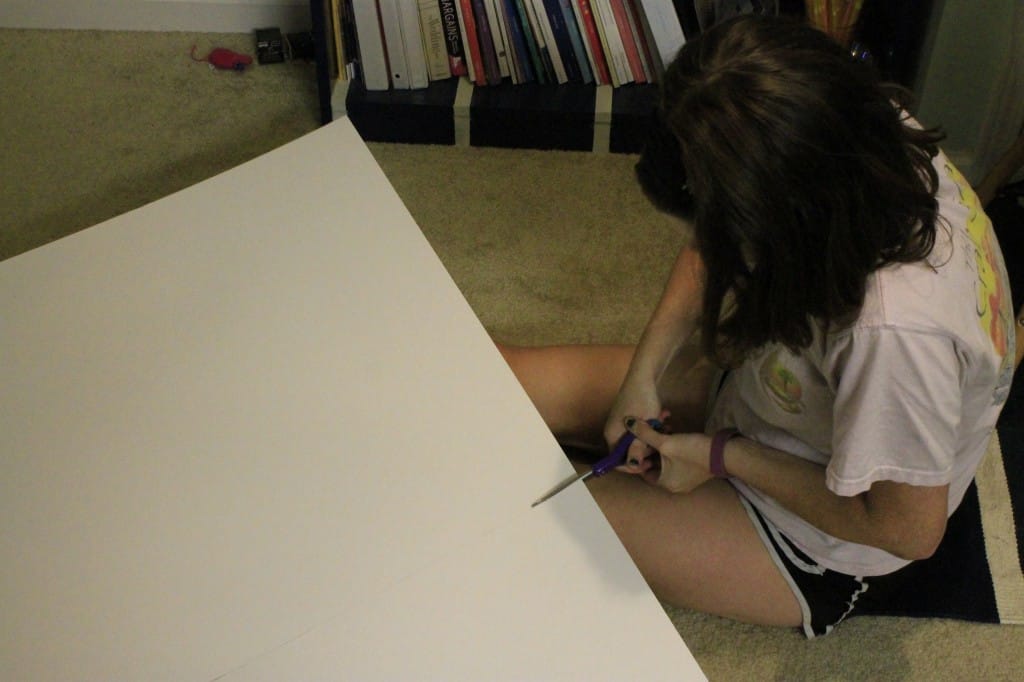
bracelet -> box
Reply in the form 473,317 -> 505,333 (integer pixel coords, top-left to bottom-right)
709,428 -> 741,478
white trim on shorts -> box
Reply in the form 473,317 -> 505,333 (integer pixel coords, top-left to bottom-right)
736,493 -> 818,638
737,492 -> 872,637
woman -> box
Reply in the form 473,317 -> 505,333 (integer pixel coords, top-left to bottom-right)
501,15 -> 1016,637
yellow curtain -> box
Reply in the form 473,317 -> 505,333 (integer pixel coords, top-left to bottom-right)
804,0 -> 865,46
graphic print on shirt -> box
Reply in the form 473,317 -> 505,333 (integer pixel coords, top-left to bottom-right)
945,161 -> 1015,403
758,347 -> 805,414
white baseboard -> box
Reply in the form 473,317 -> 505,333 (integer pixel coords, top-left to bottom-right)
0,1 -> 311,34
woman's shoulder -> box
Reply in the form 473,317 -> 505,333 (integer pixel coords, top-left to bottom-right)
835,150 -> 1007,343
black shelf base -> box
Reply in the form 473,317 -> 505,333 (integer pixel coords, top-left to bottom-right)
344,78 -> 659,154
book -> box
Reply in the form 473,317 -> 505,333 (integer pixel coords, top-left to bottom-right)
350,0 -> 390,90
484,0 -> 513,80
623,0 -> 654,82
541,0 -> 581,82
456,0 -> 486,85
379,0 -> 411,89
558,0 -> 593,84
513,0 -> 548,83
591,0 -> 631,85
419,0 -> 453,80
609,0 -> 646,83
635,0 -> 685,74
399,2 -> 431,87
472,0 -> 504,84
572,0 -> 611,85
630,0 -> 656,80
339,0 -> 361,80
527,0 -> 567,83
502,0 -> 536,82
438,0 -> 469,76
671,0 -> 700,39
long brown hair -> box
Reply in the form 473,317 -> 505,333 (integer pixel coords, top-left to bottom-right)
639,15 -> 944,364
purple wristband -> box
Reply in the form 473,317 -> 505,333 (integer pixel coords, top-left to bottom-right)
709,428 -> 740,478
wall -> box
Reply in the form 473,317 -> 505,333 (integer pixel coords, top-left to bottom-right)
915,0 -> 1024,183
0,0 -> 311,34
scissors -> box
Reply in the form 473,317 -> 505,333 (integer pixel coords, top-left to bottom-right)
531,419 -> 664,508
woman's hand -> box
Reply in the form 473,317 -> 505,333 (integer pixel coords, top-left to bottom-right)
604,378 -> 664,467
622,417 -> 713,493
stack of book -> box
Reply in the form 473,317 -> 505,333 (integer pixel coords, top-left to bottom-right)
329,0 -> 687,91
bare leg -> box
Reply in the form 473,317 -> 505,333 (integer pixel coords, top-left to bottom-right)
498,341 -> 712,447
498,344 -> 634,449
585,469 -> 802,627
499,341 -> 802,628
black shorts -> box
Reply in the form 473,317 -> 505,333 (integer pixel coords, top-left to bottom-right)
739,495 -> 914,638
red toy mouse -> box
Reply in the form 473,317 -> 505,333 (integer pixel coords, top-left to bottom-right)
190,45 -> 253,71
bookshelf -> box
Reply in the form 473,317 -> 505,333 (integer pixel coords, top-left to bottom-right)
308,2 -> 934,154
309,0 -> 665,154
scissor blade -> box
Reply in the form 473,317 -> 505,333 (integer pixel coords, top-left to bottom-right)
531,470 -> 592,508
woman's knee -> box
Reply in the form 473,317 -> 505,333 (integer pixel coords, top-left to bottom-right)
495,343 -> 633,440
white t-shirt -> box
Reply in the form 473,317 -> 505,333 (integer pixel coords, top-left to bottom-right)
706,150 -> 1017,577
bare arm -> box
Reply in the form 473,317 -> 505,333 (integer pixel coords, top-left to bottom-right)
626,421 -> 950,561
723,436 -> 949,560
604,247 -> 706,446
629,246 -> 706,382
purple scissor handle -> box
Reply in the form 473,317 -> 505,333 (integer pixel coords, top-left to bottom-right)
531,418 -> 664,507
593,418 -> 665,475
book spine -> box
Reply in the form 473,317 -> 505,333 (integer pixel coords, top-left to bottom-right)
340,0 -> 361,79
399,2 -> 431,88
529,0 -> 567,83
541,0 -> 580,82
558,0 -> 593,84
574,0 -> 611,85
592,0 -> 631,85
623,0 -> 653,82
495,0 -> 524,82
636,0 -> 685,72
350,0 -> 391,90
438,0 -> 469,76
456,0 -> 485,84
379,0 -> 410,89
609,0 -> 645,83
472,0 -> 503,84
514,0 -> 547,83
419,0 -> 454,80
671,0 -> 698,41
484,0 -> 512,79
503,0 -> 536,82
521,0 -> 555,83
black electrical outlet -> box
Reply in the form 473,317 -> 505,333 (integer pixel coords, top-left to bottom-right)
255,27 -> 285,64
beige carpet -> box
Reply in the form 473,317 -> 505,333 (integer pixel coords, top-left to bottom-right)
3,28 -> 1022,680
